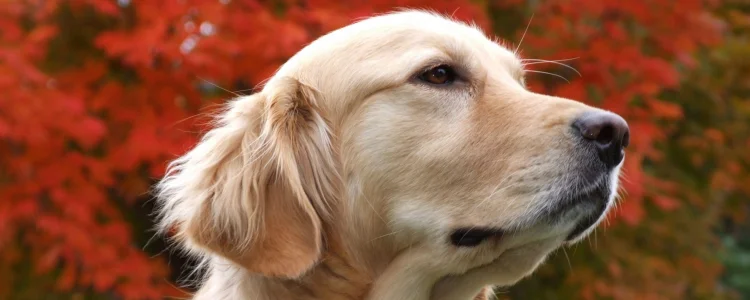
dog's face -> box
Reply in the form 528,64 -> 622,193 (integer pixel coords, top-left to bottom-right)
157,10 -> 628,297
282,11 -> 626,266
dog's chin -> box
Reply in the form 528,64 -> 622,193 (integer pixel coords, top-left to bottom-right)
557,180 -> 615,245
562,202 -> 610,245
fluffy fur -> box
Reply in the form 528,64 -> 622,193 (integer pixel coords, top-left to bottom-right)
155,10 -> 625,300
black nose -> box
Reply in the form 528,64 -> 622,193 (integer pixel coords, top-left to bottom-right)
572,111 -> 630,168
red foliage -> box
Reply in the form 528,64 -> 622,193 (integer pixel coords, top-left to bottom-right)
0,0 -> 725,298
0,0 -> 489,298
504,0 -> 723,225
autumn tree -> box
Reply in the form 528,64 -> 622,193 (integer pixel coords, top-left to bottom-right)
0,1 -> 488,298
672,1 -> 750,297
497,1 -> 743,299
0,0 -> 743,299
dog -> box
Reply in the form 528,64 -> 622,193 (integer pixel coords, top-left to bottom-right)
155,10 -> 629,300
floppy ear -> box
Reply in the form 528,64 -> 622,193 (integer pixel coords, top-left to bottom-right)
156,78 -> 340,278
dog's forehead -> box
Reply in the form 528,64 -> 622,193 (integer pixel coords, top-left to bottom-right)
269,10 -> 524,112
279,10 -> 521,75
345,11 -> 519,62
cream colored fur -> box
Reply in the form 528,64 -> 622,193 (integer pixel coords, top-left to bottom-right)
155,10 -> 623,300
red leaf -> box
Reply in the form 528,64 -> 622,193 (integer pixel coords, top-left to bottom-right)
704,128 -> 724,143
35,246 -> 61,274
27,25 -> 58,44
56,263 -> 76,291
70,117 -> 107,149
646,99 -> 683,119
91,0 -> 120,16
651,196 -> 680,211
618,198 -> 644,226
93,270 -> 117,291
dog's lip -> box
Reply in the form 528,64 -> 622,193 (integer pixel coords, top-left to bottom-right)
564,211 -> 604,242
449,227 -> 505,247
450,179 -> 612,247
545,179 -> 610,220
518,176 -> 611,243
560,184 -> 611,242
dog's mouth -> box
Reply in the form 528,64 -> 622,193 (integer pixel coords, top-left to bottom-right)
449,178 -> 612,248
449,227 -> 505,247
549,178 -> 611,242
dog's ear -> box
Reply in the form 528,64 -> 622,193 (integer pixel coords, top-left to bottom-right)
156,78 -> 339,278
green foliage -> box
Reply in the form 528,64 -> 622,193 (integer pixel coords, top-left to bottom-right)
721,235 -> 750,298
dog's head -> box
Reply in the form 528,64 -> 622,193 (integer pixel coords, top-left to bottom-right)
156,10 -> 628,289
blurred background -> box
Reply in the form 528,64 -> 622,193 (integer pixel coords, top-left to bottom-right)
1,0 -> 749,299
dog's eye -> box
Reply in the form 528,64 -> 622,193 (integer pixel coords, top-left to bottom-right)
419,65 -> 456,85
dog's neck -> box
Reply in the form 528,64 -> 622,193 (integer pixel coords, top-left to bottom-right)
196,224 -> 373,299
287,223 -> 376,299
195,203 -> 494,300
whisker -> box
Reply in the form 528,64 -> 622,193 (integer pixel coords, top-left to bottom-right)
522,60 -> 582,77
562,247 -> 573,271
231,88 -> 257,94
525,70 -> 570,83
450,7 -> 460,19
168,102 -> 225,128
369,230 -> 403,243
593,227 -> 598,250
197,77 -> 243,98
470,178 -> 518,213
521,57 -> 580,63
362,189 -> 388,225
515,13 -> 534,55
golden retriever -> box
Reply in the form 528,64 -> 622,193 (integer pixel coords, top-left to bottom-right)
155,10 -> 629,300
